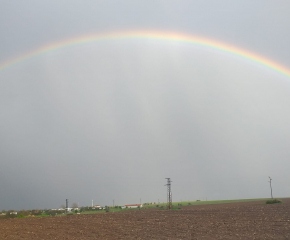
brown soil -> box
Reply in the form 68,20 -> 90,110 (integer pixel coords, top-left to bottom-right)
1,199 -> 290,239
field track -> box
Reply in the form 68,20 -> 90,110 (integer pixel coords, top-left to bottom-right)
1,199 -> 290,239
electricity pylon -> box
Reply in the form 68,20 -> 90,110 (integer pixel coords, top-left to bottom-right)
165,178 -> 172,209
268,176 -> 273,199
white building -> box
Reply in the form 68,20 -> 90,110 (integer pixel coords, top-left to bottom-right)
124,204 -> 143,208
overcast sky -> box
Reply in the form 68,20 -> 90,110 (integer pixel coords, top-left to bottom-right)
1,1 -> 290,210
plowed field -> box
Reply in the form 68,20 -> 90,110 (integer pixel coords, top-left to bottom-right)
1,199 -> 290,239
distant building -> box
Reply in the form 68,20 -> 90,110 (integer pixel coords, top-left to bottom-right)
124,204 -> 143,208
65,208 -> 72,212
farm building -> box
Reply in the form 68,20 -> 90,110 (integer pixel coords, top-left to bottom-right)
124,204 -> 142,208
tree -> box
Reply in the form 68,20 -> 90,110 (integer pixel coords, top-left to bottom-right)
71,203 -> 78,208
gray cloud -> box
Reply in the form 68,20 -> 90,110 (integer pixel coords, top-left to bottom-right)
1,1 -> 290,210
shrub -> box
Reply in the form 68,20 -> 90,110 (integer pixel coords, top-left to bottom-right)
266,199 -> 281,204
6,212 -> 17,218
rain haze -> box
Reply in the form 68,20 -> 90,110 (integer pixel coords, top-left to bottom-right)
1,1 -> 290,210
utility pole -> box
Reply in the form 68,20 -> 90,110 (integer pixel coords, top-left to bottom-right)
268,176 -> 273,199
66,199 -> 68,213
165,178 -> 172,209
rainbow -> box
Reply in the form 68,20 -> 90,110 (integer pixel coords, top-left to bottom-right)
0,30 -> 290,78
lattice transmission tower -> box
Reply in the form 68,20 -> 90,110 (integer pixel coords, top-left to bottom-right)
268,176 -> 273,199
165,178 -> 172,209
